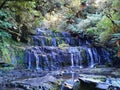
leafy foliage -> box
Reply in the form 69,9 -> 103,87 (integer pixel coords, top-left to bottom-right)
0,1 -> 43,42
0,0 -> 119,67
0,10 -> 13,28
0,31 -> 11,47
0,31 -> 12,64
87,0 -> 120,45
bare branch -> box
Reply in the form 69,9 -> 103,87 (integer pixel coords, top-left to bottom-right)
0,26 -> 21,37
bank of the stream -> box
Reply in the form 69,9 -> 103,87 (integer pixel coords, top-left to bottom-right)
0,68 -> 120,90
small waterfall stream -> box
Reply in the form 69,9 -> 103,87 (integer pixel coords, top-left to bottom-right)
88,48 -> 94,68
24,28 -> 111,70
35,53 -> 39,70
71,53 -> 74,67
71,72 -> 75,82
28,51 -> 31,69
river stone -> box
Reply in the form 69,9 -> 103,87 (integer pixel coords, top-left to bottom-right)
10,74 -> 61,90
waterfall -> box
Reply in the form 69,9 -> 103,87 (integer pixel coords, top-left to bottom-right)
35,53 -> 39,70
71,53 -> 74,67
79,52 -> 83,68
71,71 -> 75,82
28,51 -> 31,69
25,28 -> 111,70
40,37 -> 45,46
51,38 -> 57,46
88,48 -> 94,68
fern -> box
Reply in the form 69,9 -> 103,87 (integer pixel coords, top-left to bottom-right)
0,10 -> 13,28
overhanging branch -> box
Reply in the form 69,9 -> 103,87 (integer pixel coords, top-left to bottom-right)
0,26 -> 21,37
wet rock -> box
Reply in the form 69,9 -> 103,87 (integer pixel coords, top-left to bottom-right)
61,79 -> 74,90
10,74 -> 61,90
77,78 -> 102,90
72,74 -> 120,90
0,62 -> 14,68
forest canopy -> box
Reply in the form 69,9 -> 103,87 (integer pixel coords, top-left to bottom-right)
0,0 -> 119,70
0,0 -> 119,45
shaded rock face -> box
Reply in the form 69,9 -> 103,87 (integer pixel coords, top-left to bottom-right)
24,28 -> 111,70
73,79 -> 102,90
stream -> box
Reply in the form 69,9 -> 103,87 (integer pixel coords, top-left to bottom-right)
0,28 -> 119,90
0,67 -> 120,90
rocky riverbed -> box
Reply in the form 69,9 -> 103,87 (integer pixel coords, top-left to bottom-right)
0,67 -> 120,90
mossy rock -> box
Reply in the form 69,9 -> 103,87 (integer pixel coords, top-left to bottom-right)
0,62 -> 14,71
58,44 -> 69,48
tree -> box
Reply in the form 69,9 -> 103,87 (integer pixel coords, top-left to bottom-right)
96,0 -> 120,45
0,0 -> 41,42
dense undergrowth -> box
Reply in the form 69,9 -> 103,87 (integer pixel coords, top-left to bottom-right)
0,31 -> 25,69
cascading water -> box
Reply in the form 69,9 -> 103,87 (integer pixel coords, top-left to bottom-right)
24,28 -> 111,70
88,48 -> 94,68
51,38 -> 57,46
28,51 -> 31,69
71,53 -> 74,67
78,52 -> 83,68
35,53 -> 39,70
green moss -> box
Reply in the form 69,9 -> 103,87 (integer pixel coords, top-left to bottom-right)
2,48 -> 11,64
11,44 -> 25,68
86,27 -> 98,36
47,37 -> 52,45
51,28 -> 59,32
0,31 -> 25,69
61,40 -> 65,44
0,67 -> 14,71
56,37 -> 60,45
1,45 -> 24,68
58,43 -> 69,48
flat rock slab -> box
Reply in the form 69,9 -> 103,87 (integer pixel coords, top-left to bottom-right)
79,74 -> 120,90
10,74 -> 61,90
